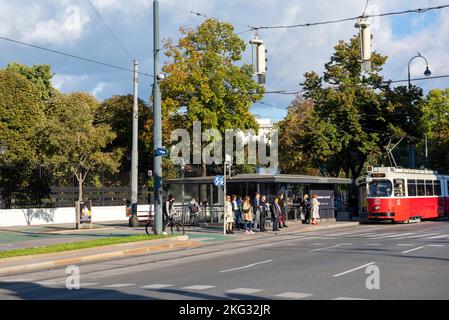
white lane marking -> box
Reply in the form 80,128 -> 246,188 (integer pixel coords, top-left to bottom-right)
220,260 -> 273,273
427,244 -> 445,247
367,233 -> 409,239
226,288 -> 263,294
333,262 -> 376,278
333,297 -> 369,300
427,234 -> 448,240
402,246 -> 426,254
0,278 -> 33,283
382,233 -> 416,238
311,243 -> 327,246
364,243 -> 383,246
80,283 -> 98,288
310,243 -> 351,253
141,284 -> 173,289
397,244 -> 415,247
275,292 -> 314,299
364,233 -> 396,238
397,233 -> 440,239
181,285 -> 216,291
103,283 -> 135,288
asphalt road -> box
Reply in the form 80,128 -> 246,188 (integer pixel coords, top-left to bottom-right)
1,221 -> 448,300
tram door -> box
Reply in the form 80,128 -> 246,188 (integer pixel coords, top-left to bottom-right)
358,180 -> 367,217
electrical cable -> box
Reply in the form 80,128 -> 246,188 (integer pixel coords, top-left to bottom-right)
86,0 -> 133,60
0,36 -> 153,78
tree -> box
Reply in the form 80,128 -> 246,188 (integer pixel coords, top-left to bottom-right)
96,95 -> 152,186
5,63 -> 56,101
45,92 -> 123,202
279,36 -> 424,179
421,89 -> 449,173
161,19 -> 265,177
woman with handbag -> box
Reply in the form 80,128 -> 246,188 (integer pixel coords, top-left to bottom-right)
242,196 -> 254,235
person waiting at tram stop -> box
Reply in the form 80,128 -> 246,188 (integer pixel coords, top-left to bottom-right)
301,194 -> 311,224
231,195 -> 242,231
278,193 -> 288,228
242,196 -> 254,235
311,194 -> 321,225
270,196 -> 282,231
260,195 -> 269,232
224,195 -> 234,234
252,192 -> 263,232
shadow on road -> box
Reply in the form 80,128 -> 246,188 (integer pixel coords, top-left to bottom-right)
0,282 -> 157,300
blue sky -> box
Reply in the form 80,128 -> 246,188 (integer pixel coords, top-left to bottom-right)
0,0 -> 448,123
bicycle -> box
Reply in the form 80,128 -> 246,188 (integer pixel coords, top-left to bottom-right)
145,215 -> 185,236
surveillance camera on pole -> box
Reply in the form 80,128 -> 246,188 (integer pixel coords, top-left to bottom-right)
355,17 -> 372,73
250,35 -> 267,84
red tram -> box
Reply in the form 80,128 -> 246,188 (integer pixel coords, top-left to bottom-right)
359,167 -> 449,223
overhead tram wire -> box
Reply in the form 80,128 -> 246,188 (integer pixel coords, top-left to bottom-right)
252,4 -> 449,30
0,36 -> 153,78
362,0 -> 371,17
86,0 -> 133,60
158,2 -> 257,31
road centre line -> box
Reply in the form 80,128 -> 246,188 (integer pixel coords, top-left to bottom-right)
219,260 -> 273,273
402,246 -> 426,254
310,243 -> 351,252
333,262 -> 376,278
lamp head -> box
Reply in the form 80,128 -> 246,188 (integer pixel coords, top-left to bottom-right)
424,66 -> 432,77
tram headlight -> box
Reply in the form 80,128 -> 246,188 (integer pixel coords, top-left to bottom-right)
374,206 -> 380,211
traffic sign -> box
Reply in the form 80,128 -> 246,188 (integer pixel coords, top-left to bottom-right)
155,147 -> 169,157
214,176 -> 224,187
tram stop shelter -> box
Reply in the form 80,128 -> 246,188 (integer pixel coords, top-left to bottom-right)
165,174 -> 352,224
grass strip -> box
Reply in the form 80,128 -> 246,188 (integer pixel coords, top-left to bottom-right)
0,234 -> 176,259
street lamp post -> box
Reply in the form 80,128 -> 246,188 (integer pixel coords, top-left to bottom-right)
407,53 -> 431,169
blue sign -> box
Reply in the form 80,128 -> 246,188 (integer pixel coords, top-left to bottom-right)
155,148 -> 169,157
214,176 -> 224,187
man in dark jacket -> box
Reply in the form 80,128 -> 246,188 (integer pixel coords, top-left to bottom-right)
270,197 -> 281,231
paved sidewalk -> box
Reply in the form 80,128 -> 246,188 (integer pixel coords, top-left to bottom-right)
0,219 -> 359,251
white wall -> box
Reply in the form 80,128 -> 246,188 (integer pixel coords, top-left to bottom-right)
0,205 -> 152,227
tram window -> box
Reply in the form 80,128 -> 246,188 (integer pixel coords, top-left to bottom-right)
434,180 -> 442,196
368,180 -> 392,197
417,180 -> 425,197
394,179 -> 405,197
407,180 -> 417,197
425,180 -> 434,196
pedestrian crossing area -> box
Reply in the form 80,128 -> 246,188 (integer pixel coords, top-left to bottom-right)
0,280 -> 368,300
304,229 -> 449,241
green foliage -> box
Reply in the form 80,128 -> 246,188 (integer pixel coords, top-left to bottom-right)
161,19 -> 265,176
421,89 -> 449,172
96,95 -> 152,186
44,92 -> 123,200
279,36 -> 424,179
6,63 -> 56,101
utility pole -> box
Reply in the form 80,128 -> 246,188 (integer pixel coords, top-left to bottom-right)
129,60 -> 140,227
153,0 -> 163,235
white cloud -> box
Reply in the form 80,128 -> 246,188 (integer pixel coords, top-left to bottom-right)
91,82 -> 107,98
1,0 -> 448,119
52,74 -> 89,91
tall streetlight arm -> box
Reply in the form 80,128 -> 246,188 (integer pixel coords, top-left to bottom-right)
408,53 -> 431,89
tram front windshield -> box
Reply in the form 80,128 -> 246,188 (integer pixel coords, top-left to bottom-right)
368,180 -> 392,198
